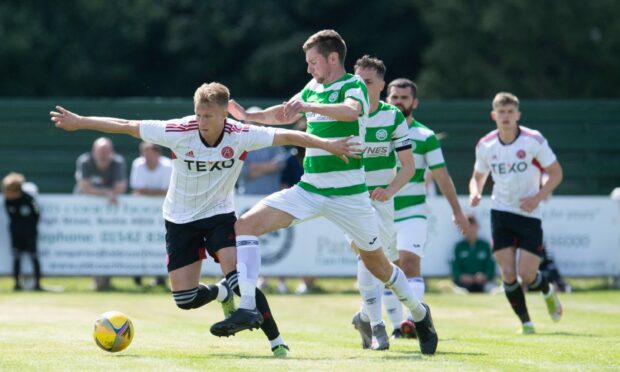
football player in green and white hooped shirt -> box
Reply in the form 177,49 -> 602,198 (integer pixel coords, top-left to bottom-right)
386,78 -> 469,339
347,55 -> 415,351
221,30 -> 438,355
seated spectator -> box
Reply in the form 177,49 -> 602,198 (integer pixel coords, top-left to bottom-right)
130,142 -> 172,287
2,172 -> 42,291
75,137 -> 127,291
451,215 -> 496,293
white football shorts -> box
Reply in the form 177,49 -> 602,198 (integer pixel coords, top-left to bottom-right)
395,217 -> 428,258
261,185 -> 382,251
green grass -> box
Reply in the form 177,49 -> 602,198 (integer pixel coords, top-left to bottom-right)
0,278 -> 618,371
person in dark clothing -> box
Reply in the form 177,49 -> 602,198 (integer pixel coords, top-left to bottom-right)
451,215 -> 495,293
2,172 -> 42,291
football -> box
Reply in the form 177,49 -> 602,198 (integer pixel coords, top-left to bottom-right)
93,311 -> 134,352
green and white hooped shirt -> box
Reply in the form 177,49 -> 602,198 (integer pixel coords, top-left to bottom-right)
293,73 -> 370,196
394,119 -> 445,222
363,101 -> 411,190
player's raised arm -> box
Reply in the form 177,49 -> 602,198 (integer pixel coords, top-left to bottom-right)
284,97 -> 361,122
228,99 -> 300,125
50,106 -> 141,139
272,128 -> 360,164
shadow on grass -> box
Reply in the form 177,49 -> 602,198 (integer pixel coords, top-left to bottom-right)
203,349 -> 486,361
535,331 -> 598,338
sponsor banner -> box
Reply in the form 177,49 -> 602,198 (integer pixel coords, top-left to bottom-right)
0,195 -> 618,277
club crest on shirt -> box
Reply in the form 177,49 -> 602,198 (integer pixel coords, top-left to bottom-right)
221,146 -> 235,159
375,129 -> 388,141
516,149 -> 526,159
328,91 -> 338,102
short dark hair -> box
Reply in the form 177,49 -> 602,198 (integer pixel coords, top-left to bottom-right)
387,78 -> 418,99
303,29 -> 347,65
354,55 -> 386,79
139,142 -> 162,153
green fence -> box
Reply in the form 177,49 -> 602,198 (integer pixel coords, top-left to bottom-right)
1,99 -> 619,194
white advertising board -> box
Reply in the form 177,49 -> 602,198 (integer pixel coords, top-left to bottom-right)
1,195 -> 618,277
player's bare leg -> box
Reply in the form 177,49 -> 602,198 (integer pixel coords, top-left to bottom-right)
519,250 -> 563,322
169,261 -> 202,292
495,247 -> 534,333
210,203 -> 294,337
169,261 -> 230,311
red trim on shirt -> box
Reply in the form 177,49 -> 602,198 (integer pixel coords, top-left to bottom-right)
224,121 -> 250,134
532,158 -> 544,173
239,151 -> 248,161
166,125 -> 198,132
477,130 -> 498,146
520,127 -> 544,144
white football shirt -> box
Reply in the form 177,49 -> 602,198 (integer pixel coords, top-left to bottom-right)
474,126 -> 557,219
140,116 -> 276,224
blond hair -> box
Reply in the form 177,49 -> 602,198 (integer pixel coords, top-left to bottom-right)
2,172 -> 25,193
193,82 -> 230,107
303,29 -> 347,65
493,92 -> 519,109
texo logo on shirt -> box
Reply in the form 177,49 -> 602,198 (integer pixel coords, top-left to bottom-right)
184,159 -> 235,171
491,162 -> 528,174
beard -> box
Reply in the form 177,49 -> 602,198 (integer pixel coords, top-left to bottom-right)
395,103 -> 413,118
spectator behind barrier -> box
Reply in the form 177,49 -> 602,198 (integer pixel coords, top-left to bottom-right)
451,215 -> 496,293
2,172 -> 42,291
130,141 -> 172,287
75,137 -> 127,291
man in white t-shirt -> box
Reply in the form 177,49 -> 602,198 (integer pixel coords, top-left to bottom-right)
50,82 -> 357,357
130,142 -> 172,196
469,92 -> 564,335
130,142 -> 172,287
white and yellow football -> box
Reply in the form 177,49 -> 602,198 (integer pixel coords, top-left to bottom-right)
93,311 -> 134,352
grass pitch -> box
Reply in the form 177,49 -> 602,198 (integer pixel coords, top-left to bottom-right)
0,278 -> 618,371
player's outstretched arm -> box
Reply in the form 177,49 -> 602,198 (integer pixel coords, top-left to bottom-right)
272,129 -> 360,164
50,106 -> 141,139
228,100 -> 301,125
469,170 -> 489,207
371,148 -> 415,202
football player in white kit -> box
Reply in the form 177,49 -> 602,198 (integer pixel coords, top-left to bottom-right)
469,92 -> 564,335
50,82 -> 359,357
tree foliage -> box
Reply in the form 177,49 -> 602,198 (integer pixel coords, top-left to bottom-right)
0,0 -> 618,98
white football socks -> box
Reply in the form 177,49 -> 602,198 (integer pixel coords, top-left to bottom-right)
405,276 -> 426,320
357,258 -> 384,326
215,281 -> 228,302
383,287 -> 403,330
384,264 -> 426,322
236,235 -> 261,310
